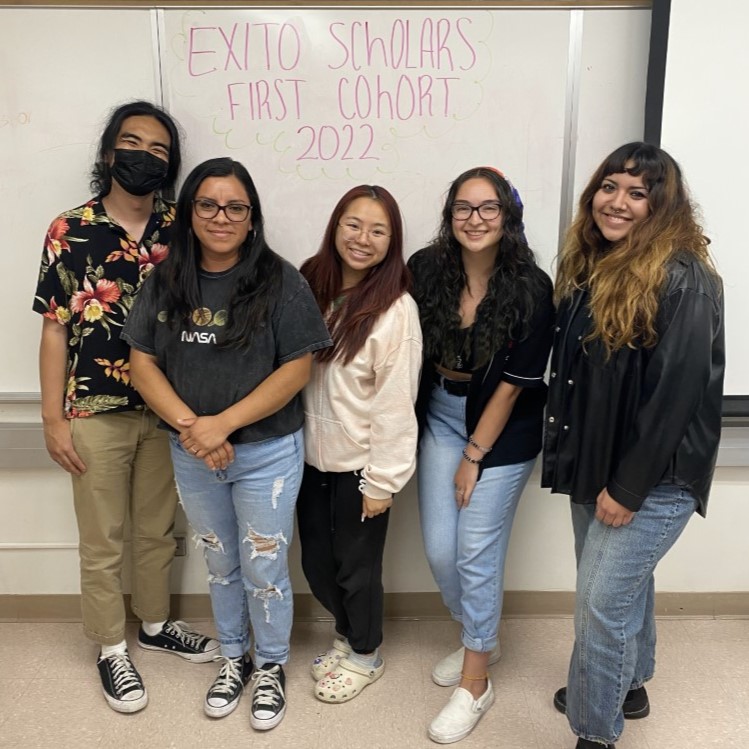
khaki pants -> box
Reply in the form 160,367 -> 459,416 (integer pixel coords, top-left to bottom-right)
70,409 -> 177,645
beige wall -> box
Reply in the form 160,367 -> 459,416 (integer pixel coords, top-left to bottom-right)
2,456 -> 747,598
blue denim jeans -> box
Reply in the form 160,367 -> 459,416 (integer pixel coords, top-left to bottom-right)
567,484 -> 697,744
418,384 -> 535,653
169,429 -> 303,666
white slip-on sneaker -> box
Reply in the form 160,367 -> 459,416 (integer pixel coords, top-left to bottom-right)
431,646 -> 501,687
428,680 -> 495,744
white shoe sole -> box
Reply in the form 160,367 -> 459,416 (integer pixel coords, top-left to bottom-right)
138,639 -> 220,664
250,703 -> 286,731
204,690 -> 244,718
103,689 -> 148,714
431,648 -> 501,687
428,719 -> 481,744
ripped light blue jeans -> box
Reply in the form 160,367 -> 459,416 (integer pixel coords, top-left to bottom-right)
169,429 -> 303,666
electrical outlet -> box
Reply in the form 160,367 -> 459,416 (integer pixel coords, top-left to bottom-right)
175,535 -> 187,557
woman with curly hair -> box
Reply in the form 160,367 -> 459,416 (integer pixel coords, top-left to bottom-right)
297,185 -> 422,703
408,167 -> 554,743
543,143 -> 724,749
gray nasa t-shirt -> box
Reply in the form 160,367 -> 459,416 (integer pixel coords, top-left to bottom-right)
122,257 -> 331,444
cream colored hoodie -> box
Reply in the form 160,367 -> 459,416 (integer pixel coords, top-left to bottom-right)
302,293 -> 423,500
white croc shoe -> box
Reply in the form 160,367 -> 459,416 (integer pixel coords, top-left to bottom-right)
310,637 -> 352,681
428,680 -> 495,744
431,646 -> 501,687
314,656 -> 385,703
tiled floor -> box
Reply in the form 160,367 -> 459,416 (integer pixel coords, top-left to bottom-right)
1,617 -> 748,748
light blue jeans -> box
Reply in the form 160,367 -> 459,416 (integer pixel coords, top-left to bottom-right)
418,384 -> 535,653
169,429 -> 303,666
567,484 -> 697,744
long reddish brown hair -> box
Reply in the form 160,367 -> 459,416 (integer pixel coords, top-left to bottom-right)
301,185 -> 410,364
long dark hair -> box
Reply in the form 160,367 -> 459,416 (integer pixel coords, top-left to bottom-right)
556,142 -> 713,352
412,167 -> 547,368
90,100 -> 182,197
154,157 -> 282,349
300,185 -> 409,364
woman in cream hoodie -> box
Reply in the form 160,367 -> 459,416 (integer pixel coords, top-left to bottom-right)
298,185 -> 422,704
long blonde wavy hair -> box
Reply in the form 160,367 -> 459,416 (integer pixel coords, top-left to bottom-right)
555,142 -> 713,353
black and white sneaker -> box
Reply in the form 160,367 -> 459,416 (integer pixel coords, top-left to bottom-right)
250,663 -> 286,730
138,620 -> 220,663
204,652 -> 253,718
97,650 -> 148,714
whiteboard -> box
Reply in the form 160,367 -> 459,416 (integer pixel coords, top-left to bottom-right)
1,5 -> 650,395
161,8 -> 569,269
661,0 -> 748,396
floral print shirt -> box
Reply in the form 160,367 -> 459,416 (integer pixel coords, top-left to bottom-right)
33,196 -> 175,418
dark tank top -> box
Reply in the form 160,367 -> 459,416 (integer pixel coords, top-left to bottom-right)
441,324 -> 475,373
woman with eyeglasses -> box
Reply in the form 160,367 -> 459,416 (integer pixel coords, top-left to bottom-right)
122,157 -> 331,729
296,185 -> 422,703
408,167 -> 554,743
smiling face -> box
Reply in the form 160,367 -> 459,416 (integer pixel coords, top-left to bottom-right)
112,115 -> 171,163
451,177 -> 504,257
191,175 -> 253,271
591,165 -> 651,242
335,197 -> 391,288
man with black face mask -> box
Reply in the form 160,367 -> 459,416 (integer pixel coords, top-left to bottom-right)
33,101 -> 219,714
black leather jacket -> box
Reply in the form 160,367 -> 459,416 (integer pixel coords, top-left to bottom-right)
541,254 -> 724,516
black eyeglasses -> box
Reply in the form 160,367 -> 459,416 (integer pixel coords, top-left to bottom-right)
192,199 -> 251,222
450,202 -> 502,221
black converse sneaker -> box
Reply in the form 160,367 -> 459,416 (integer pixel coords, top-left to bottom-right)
97,650 -> 148,713
250,663 -> 286,731
137,620 -> 220,663
204,653 -> 253,718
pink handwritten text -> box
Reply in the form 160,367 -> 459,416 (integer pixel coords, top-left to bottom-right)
184,14 -> 484,163
188,22 -> 302,77
226,79 -> 305,121
327,17 -> 476,72
337,74 -> 458,120
296,124 -> 377,161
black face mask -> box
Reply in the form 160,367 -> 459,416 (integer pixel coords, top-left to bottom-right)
111,148 -> 169,196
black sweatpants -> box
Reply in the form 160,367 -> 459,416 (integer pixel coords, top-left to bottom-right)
297,463 -> 390,653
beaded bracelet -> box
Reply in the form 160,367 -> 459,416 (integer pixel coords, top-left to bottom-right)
462,448 -> 482,465
468,435 -> 492,454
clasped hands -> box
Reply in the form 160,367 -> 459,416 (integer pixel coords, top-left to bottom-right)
177,415 -> 234,470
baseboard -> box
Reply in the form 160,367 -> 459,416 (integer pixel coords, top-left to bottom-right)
1,591 -> 748,622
